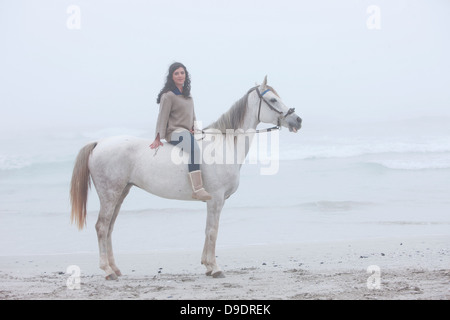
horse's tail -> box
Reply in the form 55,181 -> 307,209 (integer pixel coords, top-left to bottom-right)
70,142 -> 97,230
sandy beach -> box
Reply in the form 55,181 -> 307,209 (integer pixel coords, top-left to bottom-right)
1,235 -> 448,300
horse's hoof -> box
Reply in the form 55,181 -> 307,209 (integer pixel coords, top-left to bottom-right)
114,270 -> 122,277
205,270 -> 212,276
105,273 -> 118,280
212,271 -> 225,278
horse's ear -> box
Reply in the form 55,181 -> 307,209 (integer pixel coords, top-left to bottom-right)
261,75 -> 268,89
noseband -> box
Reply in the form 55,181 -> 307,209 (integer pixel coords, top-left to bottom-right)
254,87 -> 296,127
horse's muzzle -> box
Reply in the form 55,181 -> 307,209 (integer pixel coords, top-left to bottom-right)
288,116 -> 302,133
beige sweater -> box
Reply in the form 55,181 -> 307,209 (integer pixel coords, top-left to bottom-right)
155,91 -> 196,141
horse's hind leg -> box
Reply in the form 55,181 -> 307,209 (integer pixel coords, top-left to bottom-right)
106,184 -> 132,277
95,184 -> 130,280
96,202 -> 118,280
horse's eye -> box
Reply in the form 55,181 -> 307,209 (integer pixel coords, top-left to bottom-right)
270,98 -> 277,103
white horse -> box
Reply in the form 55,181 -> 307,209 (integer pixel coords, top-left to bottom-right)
70,76 -> 302,279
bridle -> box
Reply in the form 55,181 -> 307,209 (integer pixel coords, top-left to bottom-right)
254,87 -> 296,132
199,86 -> 297,136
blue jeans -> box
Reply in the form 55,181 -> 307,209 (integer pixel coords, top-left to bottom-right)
169,130 -> 201,172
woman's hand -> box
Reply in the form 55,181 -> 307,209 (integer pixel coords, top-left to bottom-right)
191,125 -> 202,135
150,134 -> 163,149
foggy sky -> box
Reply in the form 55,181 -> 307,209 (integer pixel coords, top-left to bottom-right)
1,0 -> 449,132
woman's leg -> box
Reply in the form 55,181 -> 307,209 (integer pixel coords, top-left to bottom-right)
170,130 -> 211,201
170,130 -> 200,171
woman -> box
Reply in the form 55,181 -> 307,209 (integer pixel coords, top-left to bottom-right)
150,62 -> 211,201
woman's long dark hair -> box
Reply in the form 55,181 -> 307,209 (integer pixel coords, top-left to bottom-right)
157,62 -> 191,103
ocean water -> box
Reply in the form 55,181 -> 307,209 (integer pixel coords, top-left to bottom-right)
0,118 -> 449,256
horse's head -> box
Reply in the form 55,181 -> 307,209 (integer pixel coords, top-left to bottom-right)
252,76 -> 302,133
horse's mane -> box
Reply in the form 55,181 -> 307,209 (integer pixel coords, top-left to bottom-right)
205,93 -> 249,132
205,86 -> 280,133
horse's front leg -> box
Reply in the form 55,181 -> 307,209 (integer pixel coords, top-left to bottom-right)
201,197 -> 225,278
